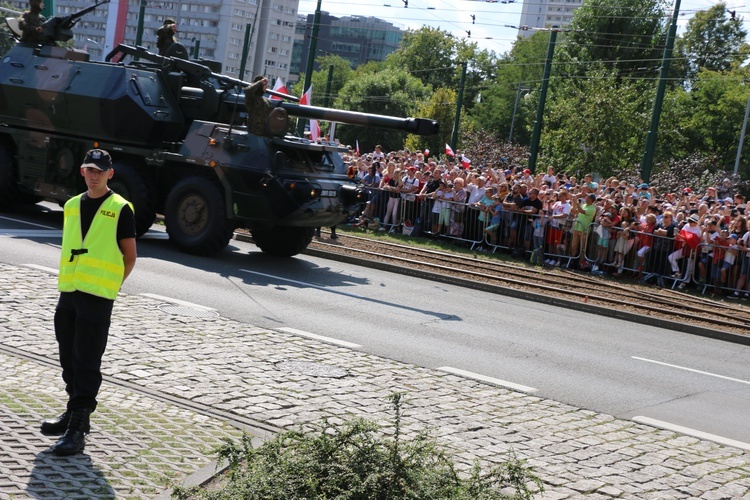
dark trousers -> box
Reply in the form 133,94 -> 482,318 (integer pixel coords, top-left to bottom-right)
54,291 -> 114,412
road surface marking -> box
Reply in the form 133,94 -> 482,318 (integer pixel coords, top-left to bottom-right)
632,356 -> 750,386
0,229 -> 62,238
0,215 -> 57,229
633,416 -> 750,451
276,327 -> 361,349
437,367 -> 538,393
140,293 -> 217,311
23,264 -> 58,274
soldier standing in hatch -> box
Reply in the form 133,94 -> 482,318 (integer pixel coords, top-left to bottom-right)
245,75 -> 272,136
156,18 -> 177,55
41,149 -> 137,456
18,0 -> 46,45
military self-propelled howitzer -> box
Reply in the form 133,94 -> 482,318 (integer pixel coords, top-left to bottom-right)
0,8 -> 439,257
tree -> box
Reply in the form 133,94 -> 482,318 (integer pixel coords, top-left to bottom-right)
404,87 -> 456,157
334,68 -> 431,152
467,31 -> 550,146
667,67 -> 750,167
0,2 -> 21,55
385,26 -> 456,90
558,0 -> 669,79
310,54 -> 354,107
677,2 -> 749,80
540,70 -> 652,177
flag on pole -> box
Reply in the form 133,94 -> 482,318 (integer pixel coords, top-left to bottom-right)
300,85 -> 312,106
356,140 -> 360,157
445,144 -> 455,157
270,77 -> 288,100
310,119 -> 321,141
461,154 -> 471,169
424,149 -> 430,158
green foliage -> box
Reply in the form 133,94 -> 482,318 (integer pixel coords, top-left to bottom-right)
172,393 -> 544,500
558,0 -> 668,78
541,70 -> 652,177
663,67 -> 750,166
0,2 -> 21,55
677,2 -> 749,79
334,68 -> 431,151
404,87 -> 456,157
310,54 -> 354,107
386,26 -> 456,90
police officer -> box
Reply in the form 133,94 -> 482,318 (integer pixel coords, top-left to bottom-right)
18,0 -> 46,44
41,149 -> 137,456
156,18 -> 177,55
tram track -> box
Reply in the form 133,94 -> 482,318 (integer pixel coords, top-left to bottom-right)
302,230 -> 750,338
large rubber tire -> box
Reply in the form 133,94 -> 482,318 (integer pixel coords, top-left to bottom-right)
252,226 -> 314,257
0,144 -> 16,211
165,176 -> 235,256
109,162 -> 156,238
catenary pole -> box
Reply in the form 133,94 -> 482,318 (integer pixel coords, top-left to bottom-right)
528,29 -> 557,174
639,0 -> 681,183
734,93 -> 750,176
450,61 -> 467,152
298,0 -> 322,135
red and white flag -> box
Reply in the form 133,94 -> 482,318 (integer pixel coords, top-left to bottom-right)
461,154 -> 471,169
270,77 -> 288,100
310,119 -> 321,141
424,149 -> 430,157
356,140 -> 360,157
445,144 -> 455,157
299,85 -> 312,106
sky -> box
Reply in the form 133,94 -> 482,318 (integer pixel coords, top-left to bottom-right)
296,0 -> 750,57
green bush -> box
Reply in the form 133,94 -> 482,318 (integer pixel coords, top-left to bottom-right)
173,393 -> 543,499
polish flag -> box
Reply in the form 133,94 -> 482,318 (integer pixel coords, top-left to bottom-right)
424,149 -> 430,157
356,140 -> 360,157
104,0 -> 129,62
461,154 -> 471,169
445,144 -> 455,157
299,85 -> 312,106
270,77 -> 288,100
310,119 -> 321,141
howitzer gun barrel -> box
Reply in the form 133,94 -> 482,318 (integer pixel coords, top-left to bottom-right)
278,103 -> 439,136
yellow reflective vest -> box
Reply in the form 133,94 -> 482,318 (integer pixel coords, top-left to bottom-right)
58,192 -> 133,300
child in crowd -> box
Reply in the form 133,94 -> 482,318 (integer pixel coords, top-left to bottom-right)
592,212 -> 614,274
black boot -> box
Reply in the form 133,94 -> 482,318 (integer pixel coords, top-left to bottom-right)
42,410 -> 91,435
52,408 -> 91,456
41,411 -> 71,435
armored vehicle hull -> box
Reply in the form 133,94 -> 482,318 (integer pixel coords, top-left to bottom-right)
0,41 -> 438,257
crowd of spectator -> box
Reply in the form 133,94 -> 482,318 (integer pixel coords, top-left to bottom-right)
342,145 -> 750,299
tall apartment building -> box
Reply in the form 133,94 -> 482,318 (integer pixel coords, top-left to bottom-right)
10,0 -> 299,82
518,0 -> 582,36
290,12 -> 402,83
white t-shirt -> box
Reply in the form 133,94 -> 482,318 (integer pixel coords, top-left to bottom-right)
550,200 -> 571,228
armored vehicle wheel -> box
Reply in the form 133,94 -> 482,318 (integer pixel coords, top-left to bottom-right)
109,162 -> 156,237
251,226 -> 314,257
165,176 -> 234,256
0,143 -> 16,210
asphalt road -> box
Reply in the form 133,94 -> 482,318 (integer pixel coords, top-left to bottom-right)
2,202 -> 750,448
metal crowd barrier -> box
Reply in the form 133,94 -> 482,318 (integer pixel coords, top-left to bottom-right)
353,192 -> 750,295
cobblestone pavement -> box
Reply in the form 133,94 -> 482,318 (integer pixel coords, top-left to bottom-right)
1,262 -> 749,499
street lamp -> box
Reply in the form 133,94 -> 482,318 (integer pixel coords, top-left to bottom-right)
86,38 -> 103,61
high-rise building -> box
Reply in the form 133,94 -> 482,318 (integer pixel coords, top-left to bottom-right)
10,0 -> 299,82
518,0 -> 582,36
290,12 -> 402,83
